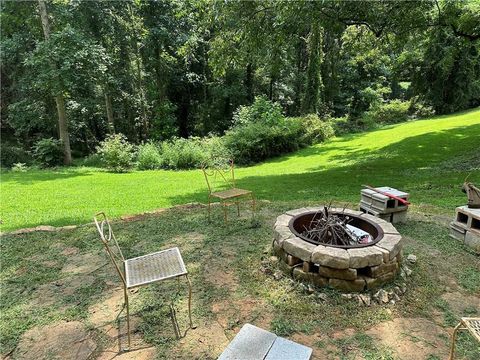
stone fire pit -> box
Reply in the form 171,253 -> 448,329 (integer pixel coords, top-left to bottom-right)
272,207 -> 404,292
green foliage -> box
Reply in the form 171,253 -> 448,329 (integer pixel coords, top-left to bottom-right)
137,143 -> 162,170
32,138 -> 63,167
296,114 -> 335,144
364,100 -> 410,125
159,137 -> 207,170
0,143 -> 31,168
409,97 -> 435,118
233,96 -> 284,126
96,134 -> 135,172
81,153 -> 103,167
11,163 -> 28,172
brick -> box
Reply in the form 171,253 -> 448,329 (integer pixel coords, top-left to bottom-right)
368,261 -> 398,278
319,266 -> 357,280
273,225 -> 293,245
347,247 -> 383,268
283,237 -> 316,262
285,208 -> 309,217
329,278 -> 366,292
373,246 -> 390,263
274,214 -> 293,228
465,231 -> 480,254
376,233 -> 403,260
312,246 -> 350,269
286,254 -> 301,266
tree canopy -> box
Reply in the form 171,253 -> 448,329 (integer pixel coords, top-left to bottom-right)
1,0 -> 479,163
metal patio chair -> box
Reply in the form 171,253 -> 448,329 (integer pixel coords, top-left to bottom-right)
449,317 -> 480,359
201,159 -> 255,224
93,212 -> 194,350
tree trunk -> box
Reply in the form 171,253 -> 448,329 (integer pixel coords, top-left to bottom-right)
38,0 -> 72,164
104,92 -> 115,133
302,22 -> 324,115
245,62 -> 254,103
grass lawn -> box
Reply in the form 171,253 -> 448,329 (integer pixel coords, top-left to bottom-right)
1,108 -> 479,359
0,204 -> 479,359
1,107 -> 480,232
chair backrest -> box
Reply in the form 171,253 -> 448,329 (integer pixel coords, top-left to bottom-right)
94,212 -> 126,286
201,159 -> 236,194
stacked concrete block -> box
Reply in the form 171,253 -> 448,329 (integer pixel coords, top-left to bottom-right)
360,187 -> 409,224
449,206 -> 480,254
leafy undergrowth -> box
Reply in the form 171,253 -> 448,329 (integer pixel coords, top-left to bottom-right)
1,204 -> 479,359
1,107 -> 480,232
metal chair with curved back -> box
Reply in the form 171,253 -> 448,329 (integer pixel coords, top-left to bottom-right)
93,212 -> 194,350
201,159 -> 256,224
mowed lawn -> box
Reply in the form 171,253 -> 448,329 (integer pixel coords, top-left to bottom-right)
1,108 -> 480,232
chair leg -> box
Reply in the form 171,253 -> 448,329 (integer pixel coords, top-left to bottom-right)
186,274 -> 195,329
236,199 -> 240,216
251,193 -> 256,219
124,287 -> 131,350
207,196 -> 212,222
449,322 -> 463,360
222,201 -> 228,224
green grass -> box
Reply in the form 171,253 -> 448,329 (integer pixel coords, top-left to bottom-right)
1,107 -> 479,232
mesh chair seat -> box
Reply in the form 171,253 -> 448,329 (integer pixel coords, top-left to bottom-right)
211,188 -> 252,200
125,247 -> 187,289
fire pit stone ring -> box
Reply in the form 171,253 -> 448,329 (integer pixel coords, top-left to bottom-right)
272,207 -> 404,292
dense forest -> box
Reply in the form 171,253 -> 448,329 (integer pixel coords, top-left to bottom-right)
1,0 -> 479,167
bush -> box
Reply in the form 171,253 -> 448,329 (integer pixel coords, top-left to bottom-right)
32,138 -> 64,167
159,137 -> 207,169
81,153 -> 103,167
0,143 -> 31,168
11,163 -> 28,172
224,118 -> 304,164
365,100 -> 410,125
233,95 -> 284,126
295,114 -> 335,145
137,142 -> 162,170
96,134 -> 135,172
409,97 -> 435,118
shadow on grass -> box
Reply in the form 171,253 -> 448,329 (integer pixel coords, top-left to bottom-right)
0,167 -> 95,184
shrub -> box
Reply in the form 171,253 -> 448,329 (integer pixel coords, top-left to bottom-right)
137,142 -> 162,170
233,95 -> 284,126
295,114 -> 335,145
159,137 -> 207,169
32,138 -> 64,167
11,163 -> 28,172
365,100 -> 410,125
224,118 -> 304,165
409,97 -> 435,118
96,134 -> 135,172
0,143 -> 31,168
81,153 -> 103,167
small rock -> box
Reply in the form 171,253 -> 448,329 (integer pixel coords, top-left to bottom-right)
307,285 -> 315,294
273,270 -> 283,280
392,293 -> 400,302
389,299 -> 396,305
407,254 -> 417,264
358,294 -> 371,306
374,289 -> 389,304
404,266 -> 412,276
341,293 -> 354,299
401,283 -> 407,294
393,286 -> 402,296
317,293 -> 328,301
269,256 -> 279,263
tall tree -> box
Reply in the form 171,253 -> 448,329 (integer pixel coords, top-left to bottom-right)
302,22 -> 324,114
37,0 -> 71,164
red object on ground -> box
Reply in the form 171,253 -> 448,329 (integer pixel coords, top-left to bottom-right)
362,185 -> 411,205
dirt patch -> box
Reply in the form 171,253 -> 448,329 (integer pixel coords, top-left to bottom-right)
14,321 -> 96,360
290,332 -> 337,360
62,246 -> 79,256
366,317 -> 449,360
88,288 -> 125,328
172,321 -> 229,359
30,275 -> 96,308
205,268 -> 238,291
211,298 -> 272,332
61,253 -> 106,274
441,291 -> 480,316
97,346 -> 156,360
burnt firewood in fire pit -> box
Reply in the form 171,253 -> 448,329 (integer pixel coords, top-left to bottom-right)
302,206 -> 357,246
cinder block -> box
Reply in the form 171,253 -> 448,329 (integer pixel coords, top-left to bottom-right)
391,210 -> 407,224
465,230 -> 480,254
